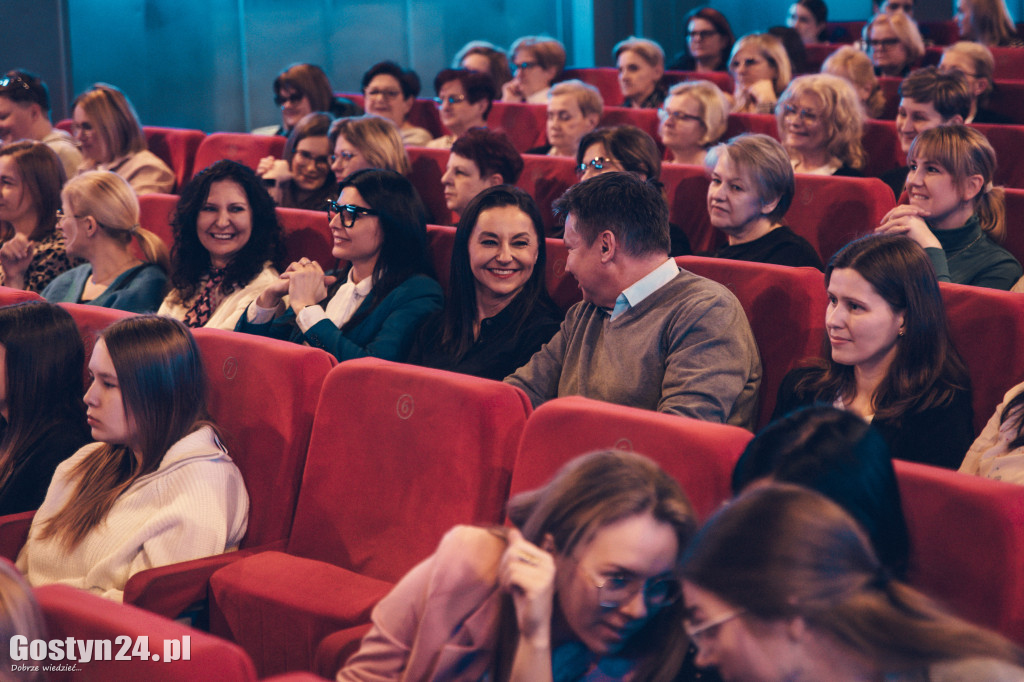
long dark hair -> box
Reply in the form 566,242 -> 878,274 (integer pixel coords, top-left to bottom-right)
796,233 -> 969,422
0,141 -> 65,243
337,169 -> 435,333
0,303 -> 86,491
169,160 -> 284,300
439,186 -> 549,362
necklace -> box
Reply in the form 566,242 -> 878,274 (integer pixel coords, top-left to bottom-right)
945,232 -> 985,262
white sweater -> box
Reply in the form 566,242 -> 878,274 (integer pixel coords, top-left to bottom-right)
17,426 -> 249,602
158,263 -> 280,331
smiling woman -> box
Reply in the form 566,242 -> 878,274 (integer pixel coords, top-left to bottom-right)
256,112 -> 337,211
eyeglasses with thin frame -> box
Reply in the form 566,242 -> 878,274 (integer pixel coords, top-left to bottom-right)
365,88 -> 403,100
294,149 -> 330,170
658,108 -> 705,125
330,150 -> 357,165
866,38 -> 901,50
686,29 -> 719,41
781,103 -> 821,124
683,608 -> 747,649
575,561 -> 681,610
577,157 -> 620,176
433,94 -> 468,107
274,92 -> 305,106
325,199 -> 379,228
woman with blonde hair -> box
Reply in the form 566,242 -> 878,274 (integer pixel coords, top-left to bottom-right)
659,80 -> 730,165
776,74 -> 866,176
863,13 -> 924,77
614,37 -> 667,108
729,33 -> 792,114
17,315 -> 249,602
876,125 -> 1021,290
955,0 -> 1023,47
940,42 -> 1009,124
329,115 -> 410,185
681,484 -> 1024,681
0,141 -> 74,292
822,45 -> 885,119
71,83 -> 174,194
42,171 -> 168,311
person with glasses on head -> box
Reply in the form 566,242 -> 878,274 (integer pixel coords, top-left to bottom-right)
0,70 -> 82,178
236,168 -> 441,363
339,449 -> 698,682
256,112 -> 337,211
728,33 -> 792,114
441,128 -> 523,220
328,115 -> 410,186
659,80 -> 730,166
670,7 -> 736,72
681,483 -> 1024,682
862,12 -> 924,78
615,37 -> 668,109
940,42 -> 1012,124
776,74 -> 865,177
501,36 -> 566,104
252,63 -> 361,138
361,61 -> 432,147
526,80 -> 603,157
426,68 -> 497,150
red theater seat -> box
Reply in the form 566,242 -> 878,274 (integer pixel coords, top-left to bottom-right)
0,287 -> 43,305
516,154 -> 578,236
987,80 -> 1024,125
276,206 -> 336,271
862,118 -> 902,178
138,193 -> 179,249
406,146 -> 452,226
974,123 -> 1024,189
991,47 -> 1024,81
664,70 -> 734,93
1000,188 -> 1024,266
60,303 -> 135,362
600,106 -> 662,150
787,175 -> 895,262
486,102 -> 548,151
724,112 -> 779,140
562,67 -> 621,105
677,257 -> 828,429
661,163 -> 718,253
193,133 -> 286,176
209,358 -> 531,677
143,126 -> 206,191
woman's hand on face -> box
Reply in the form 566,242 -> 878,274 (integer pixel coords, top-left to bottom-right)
502,80 -> 525,103
875,204 -> 942,249
256,156 -> 284,178
500,528 -> 556,648
287,259 -> 336,313
0,234 -> 35,283
746,80 -> 778,112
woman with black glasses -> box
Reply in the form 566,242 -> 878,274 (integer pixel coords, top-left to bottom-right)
236,169 -> 442,362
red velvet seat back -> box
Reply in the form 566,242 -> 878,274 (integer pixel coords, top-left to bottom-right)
788,175 -> 895,262
862,119 -> 902,178
661,163 -> 719,253
562,67 -> 621,106
1000,188 -> 1024,266
664,70 -> 734,93
939,282 -> 1024,435
406,146 -> 452,226
987,80 -> 1024,125
193,133 -> 286,177
974,123 -> 1024,189
0,287 -> 43,306
802,44 -> 841,73
877,76 -> 902,121
991,47 -> 1024,81
487,102 -> 548,152
143,126 -> 206,191
895,460 -> 1024,645
276,206 -> 337,271
35,583 -> 257,681
286,358 -> 531,581
138,192 -> 180,251
677,257 -> 828,429
599,106 -> 663,154
191,328 -> 335,546
60,303 -> 135,364
516,154 -> 578,235
509,396 -> 753,521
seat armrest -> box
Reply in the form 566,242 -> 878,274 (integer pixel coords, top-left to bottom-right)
0,511 -> 35,561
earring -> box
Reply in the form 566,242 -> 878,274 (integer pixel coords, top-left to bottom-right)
898,330 -> 905,337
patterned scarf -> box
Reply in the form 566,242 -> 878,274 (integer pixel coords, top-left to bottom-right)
183,268 -> 227,328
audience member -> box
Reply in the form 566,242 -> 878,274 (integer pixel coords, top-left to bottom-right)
660,81 -> 730,166
787,0 -> 828,45
17,315 -> 249,602
328,115 -> 410,185
506,172 -> 760,428
502,36 -> 566,104
527,80 -> 602,157
671,7 -> 735,72
71,83 -> 174,194
732,405 -> 910,577
0,70 -> 82,176
441,128 -> 523,218
361,62 -> 432,147
42,171 -> 168,312
252,63 -> 360,137
729,33 -> 792,114
822,46 -> 885,119
427,69 -> 496,149
0,141 -> 74,292
615,37 -> 667,108
940,42 -> 1011,124
407,186 -> 562,380
257,112 -> 336,211
768,25 -> 809,76
0,302 -> 90,516
863,12 -> 924,78
681,484 -> 1024,681
875,0 -> 915,16
876,125 -> 1021,290
955,0 -> 1023,47
961,380 -> 1024,484
0,559 -> 46,681
339,449 -> 698,681
773,233 -> 973,468
776,74 -> 865,176
705,134 -> 823,269
236,169 -> 442,362
453,41 -> 513,91
159,160 -> 284,330
879,66 -> 971,199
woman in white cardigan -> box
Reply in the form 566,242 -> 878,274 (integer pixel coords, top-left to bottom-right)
17,315 -> 249,602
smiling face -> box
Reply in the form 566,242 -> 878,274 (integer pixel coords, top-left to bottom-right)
290,135 -> 331,191
787,4 -> 821,44
277,85 -> 312,132
555,513 -> 679,656
618,50 -> 662,103
0,98 -> 34,145
442,152 -> 496,215
73,104 -> 110,164
707,153 -> 774,238
438,79 -> 486,137
0,155 -> 34,227
547,94 -> 597,157
659,93 -> 707,155
329,186 -> 383,272
826,267 -> 905,376
895,98 -> 948,153
867,23 -> 909,76
84,338 -> 134,449
780,91 -> 829,159
364,74 -> 414,126
331,134 -> 371,184
688,18 -> 727,65
196,180 -> 253,269
905,154 -> 977,231
563,213 -> 614,307
468,205 -> 539,310
730,46 -> 777,90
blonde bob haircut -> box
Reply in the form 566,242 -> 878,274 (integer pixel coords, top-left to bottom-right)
822,45 -> 885,119
908,125 -> 1005,243
666,80 -> 730,147
942,41 -> 995,99
62,171 -> 170,272
510,36 -> 567,73
730,33 -> 793,95
72,83 -> 147,161
777,74 -> 866,170
613,36 -> 666,70
328,115 -> 411,177
705,133 -> 795,223
548,79 -> 604,119
863,13 -> 925,66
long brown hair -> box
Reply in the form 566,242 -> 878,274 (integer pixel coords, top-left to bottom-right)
39,316 -> 213,548
0,141 -> 65,242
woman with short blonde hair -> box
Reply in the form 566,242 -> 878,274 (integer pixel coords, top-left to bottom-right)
660,80 -> 730,165
729,33 -> 792,114
822,45 -> 885,119
328,115 -> 411,184
777,74 -> 866,175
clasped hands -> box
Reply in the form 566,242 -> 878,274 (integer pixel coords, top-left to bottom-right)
256,258 -> 338,315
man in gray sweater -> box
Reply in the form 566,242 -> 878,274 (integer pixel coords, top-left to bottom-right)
505,172 -> 761,429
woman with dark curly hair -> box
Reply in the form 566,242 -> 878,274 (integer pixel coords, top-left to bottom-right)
158,160 -> 284,330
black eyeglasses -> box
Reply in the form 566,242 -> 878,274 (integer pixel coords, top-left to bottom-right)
433,94 -> 468,106
686,29 -> 719,40
326,200 -> 379,227
294,149 -> 330,169
866,38 -> 901,50
576,157 -> 619,175
274,92 -> 305,106
512,61 -> 539,72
